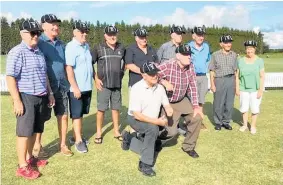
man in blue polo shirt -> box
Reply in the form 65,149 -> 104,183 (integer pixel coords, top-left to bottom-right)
65,21 -> 93,153
35,14 -> 73,157
188,26 -> 211,129
6,19 -> 54,180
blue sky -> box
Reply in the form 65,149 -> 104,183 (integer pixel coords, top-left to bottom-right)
1,1 -> 283,48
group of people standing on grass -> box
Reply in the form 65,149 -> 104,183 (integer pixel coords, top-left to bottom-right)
5,14 -> 265,179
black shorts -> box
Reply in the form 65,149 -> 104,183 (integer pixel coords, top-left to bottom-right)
16,93 -> 51,137
97,88 -> 121,111
53,89 -> 68,116
68,91 -> 92,119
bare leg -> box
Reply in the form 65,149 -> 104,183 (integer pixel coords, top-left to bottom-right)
251,113 -> 258,128
96,110 -> 104,138
242,112 -> 249,127
112,110 -> 121,136
17,136 -> 29,167
57,115 -> 68,147
73,118 -> 83,143
26,134 -> 36,160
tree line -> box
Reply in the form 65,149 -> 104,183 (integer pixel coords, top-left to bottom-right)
1,17 -> 269,55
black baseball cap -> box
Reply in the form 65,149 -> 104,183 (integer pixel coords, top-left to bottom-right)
140,61 -> 160,75
19,19 -> 42,32
170,26 -> 186,34
134,28 -> 148,37
191,26 -> 206,35
244,40 -> 258,47
73,21 -> 90,32
104,26 -> 118,34
175,44 -> 193,56
41,14 -> 61,23
219,34 -> 233,43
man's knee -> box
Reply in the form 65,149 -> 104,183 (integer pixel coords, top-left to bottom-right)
148,125 -> 159,136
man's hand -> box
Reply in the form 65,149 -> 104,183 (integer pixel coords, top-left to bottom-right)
193,107 -> 204,119
13,99 -> 24,116
95,78 -> 103,91
73,87 -> 81,99
48,94 -> 55,108
156,115 -> 168,126
164,82 -> 174,91
210,84 -> 216,93
257,90 -> 263,99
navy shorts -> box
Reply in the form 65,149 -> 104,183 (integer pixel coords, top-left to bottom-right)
68,91 -> 92,119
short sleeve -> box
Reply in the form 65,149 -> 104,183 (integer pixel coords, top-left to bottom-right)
125,47 -> 134,65
65,43 -> 76,66
6,49 -> 22,78
128,85 -> 142,113
208,54 -> 216,71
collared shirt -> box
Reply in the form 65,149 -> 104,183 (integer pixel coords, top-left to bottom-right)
157,41 -> 177,63
157,59 -> 199,107
128,79 -> 169,118
188,41 -> 211,74
65,38 -> 93,92
209,49 -> 238,77
6,41 -> 47,95
38,33 -> 70,93
92,42 -> 125,88
125,43 -> 158,87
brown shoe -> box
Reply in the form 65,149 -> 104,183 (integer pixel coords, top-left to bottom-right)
201,123 -> 208,130
33,146 -> 49,159
60,145 -> 74,157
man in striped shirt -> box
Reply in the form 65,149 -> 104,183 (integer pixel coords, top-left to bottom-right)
6,19 -> 55,180
158,44 -> 203,158
157,26 -> 185,63
91,26 -> 126,144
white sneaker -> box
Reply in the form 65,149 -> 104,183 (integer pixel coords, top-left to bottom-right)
239,126 -> 248,132
250,127 -> 257,134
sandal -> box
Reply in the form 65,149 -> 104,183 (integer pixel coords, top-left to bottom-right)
94,137 -> 103,144
114,135 -> 123,141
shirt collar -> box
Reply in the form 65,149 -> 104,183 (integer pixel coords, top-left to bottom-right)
169,40 -> 178,47
190,41 -> 204,51
40,33 -> 58,43
135,42 -> 150,50
21,41 -> 39,52
220,49 -> 233,55
72,37 -> 86,47
101,41 -> 120,49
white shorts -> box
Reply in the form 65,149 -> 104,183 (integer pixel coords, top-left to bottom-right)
239,91 -> 262,114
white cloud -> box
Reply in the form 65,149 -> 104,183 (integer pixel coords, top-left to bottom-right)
57,11 -> 78,21
130,16 -> 158,26
263,31 -> 283,49
59,2 -> 80,8
90,1 -> 121,8
253,26 -> 260,34
129,5 -> 251,30
0,12 -> 14,23
20,12 -> 32,19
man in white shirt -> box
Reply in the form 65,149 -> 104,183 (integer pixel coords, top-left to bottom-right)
122,61 -> 173,177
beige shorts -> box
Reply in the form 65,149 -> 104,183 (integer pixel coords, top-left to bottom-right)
240,91 -> 262,114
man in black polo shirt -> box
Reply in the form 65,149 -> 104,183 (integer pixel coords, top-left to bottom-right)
125,28 -> 159,88
91,26 -> 126,144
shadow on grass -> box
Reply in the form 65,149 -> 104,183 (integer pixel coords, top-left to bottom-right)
43,105 -> 129,159
203,101 -> 242,126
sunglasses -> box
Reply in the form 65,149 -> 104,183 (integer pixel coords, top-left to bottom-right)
23,30 -> 42,37
80,30 -> 89,34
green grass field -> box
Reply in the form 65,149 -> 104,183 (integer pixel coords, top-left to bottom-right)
1,54 -> 283,185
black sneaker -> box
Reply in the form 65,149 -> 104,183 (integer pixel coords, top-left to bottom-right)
138,161 -> 156,177
75,141 -> 88,153
121,130 -> 131,150
69,137 -> 89,145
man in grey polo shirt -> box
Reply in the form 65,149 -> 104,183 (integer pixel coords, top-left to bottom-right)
157,26 -> 185,63
36,14 -> 73,157
121,62 -> 173,177
209,35 -> 238,131
92,25 -> 125,144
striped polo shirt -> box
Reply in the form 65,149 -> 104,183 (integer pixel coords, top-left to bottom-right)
6,41 -> 48,95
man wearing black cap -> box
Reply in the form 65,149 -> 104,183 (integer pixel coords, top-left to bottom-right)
122,62 -> 173,177
36,14 -> 73,157
65,21 -> 94,153
125,28 -> 159,88
209,34 -> 238,131
188,26 -> 211,130
158,44 -> 203,158
91,26 -> 125,144
157,26 -> 185,63
6,19 -> 54,179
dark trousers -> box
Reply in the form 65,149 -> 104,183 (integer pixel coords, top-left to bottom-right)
127,115 -> 159,166
213,75 -> 235,125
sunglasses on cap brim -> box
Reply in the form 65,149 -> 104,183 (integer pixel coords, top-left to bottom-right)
22,30 -> 42,37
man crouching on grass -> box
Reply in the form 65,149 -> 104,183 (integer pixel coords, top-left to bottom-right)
6,19 -> 55,180
121,61 -> 173,177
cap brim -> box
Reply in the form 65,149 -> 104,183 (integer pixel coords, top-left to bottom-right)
174,31 -> 186,35
196,32 -> 205,35
146,69 -> 160,75
222,40 -> 233,43
45,19 -> 61,23
25,27 -> 43,32
106,31 -> 118,34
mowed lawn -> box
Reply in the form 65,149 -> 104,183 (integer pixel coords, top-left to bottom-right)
1,54 -> 283,185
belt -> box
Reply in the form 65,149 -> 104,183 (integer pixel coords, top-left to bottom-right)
196,73 -> 207,76
216,74 -> 234,78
